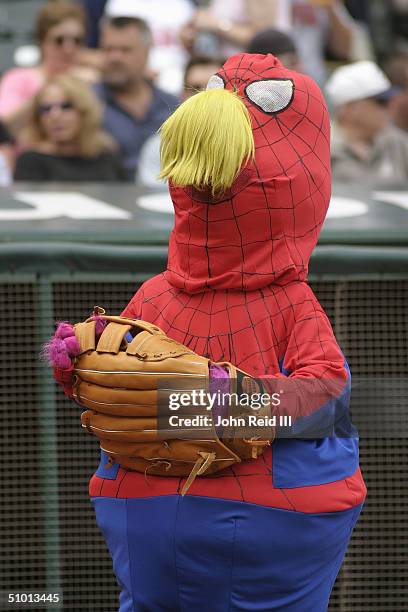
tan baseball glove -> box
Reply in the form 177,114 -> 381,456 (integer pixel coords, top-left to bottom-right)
47,308 -> 275,495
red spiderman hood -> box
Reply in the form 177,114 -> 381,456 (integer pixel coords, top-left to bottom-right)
165,53 -> 331,293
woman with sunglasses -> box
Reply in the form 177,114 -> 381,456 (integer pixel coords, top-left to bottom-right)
14,74 -> 126,182
0,1 -> 95,139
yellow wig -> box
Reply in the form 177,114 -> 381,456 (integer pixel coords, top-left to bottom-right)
160,89 -> 254,195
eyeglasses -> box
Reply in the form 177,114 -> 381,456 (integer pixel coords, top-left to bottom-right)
38,101 -> 75,115
50,34 -> 84,47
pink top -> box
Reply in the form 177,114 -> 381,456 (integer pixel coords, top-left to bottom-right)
0,67 -> 43,117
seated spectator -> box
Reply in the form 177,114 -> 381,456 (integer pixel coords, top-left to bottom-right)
14,74 -> 126,182
95,16 -> 179,179
247,28 -> 302,72
0,1 -> 94,138
138,55 -> 223,187
326,61 -> 408,184
105,0 -> 195,95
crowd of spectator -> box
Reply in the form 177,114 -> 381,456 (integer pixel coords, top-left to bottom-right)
0,0 -> 406,187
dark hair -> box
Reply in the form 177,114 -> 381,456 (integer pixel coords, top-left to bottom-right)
102,16 -> 152,45
248,29 -> 297,57
36,1 -> 86,44
184,55 -> 224,88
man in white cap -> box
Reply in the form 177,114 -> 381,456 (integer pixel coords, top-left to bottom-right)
326,60 -> 408,184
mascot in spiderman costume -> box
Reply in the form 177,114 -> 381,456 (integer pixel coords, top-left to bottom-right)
50,53 -> 367,611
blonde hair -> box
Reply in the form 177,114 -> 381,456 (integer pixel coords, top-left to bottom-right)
23,74 -> 114,157
160,89 -> 255,195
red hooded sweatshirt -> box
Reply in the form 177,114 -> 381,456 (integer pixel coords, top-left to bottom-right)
90,54 -> 366,513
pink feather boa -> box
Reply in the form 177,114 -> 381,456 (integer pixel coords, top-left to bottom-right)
42,321 -> 80,370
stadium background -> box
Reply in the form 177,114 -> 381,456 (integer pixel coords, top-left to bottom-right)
1,182 -> 407,611
0,1 -> 407,611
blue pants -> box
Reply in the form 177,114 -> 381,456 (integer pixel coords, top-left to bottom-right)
92,495 -> 362,612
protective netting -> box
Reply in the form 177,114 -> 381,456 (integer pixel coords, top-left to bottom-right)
0,282 -> 47,595
52,281 -> 140,611
0,276 -> 406,611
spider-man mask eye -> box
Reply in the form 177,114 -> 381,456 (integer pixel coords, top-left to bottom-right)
206,74 -> 225,90
245,79 -> 294,114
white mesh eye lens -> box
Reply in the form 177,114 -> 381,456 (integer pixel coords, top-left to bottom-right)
206,75 -> 225,90
245,79 -> 294,113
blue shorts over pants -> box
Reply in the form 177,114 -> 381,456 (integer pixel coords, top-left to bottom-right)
92,495 -> 362,612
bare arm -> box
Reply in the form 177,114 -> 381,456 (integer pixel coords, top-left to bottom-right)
246,0 -> 281,31
192,8 -> 255,48
192,0 -> 282,49
326,0 -> 356,60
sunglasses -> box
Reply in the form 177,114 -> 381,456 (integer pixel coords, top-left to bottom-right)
50,34 -> 84,47
38,101 -> 75,115
367,96 -> 388,108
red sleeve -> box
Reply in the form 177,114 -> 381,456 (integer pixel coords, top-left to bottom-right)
282,310 -> 347,415
264,305 -> 348,425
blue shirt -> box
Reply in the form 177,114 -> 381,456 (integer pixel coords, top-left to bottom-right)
81,0 -> 107,48
94,82 -> 179,179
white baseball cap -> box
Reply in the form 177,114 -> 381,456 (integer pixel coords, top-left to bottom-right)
326,61 -> 393,107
